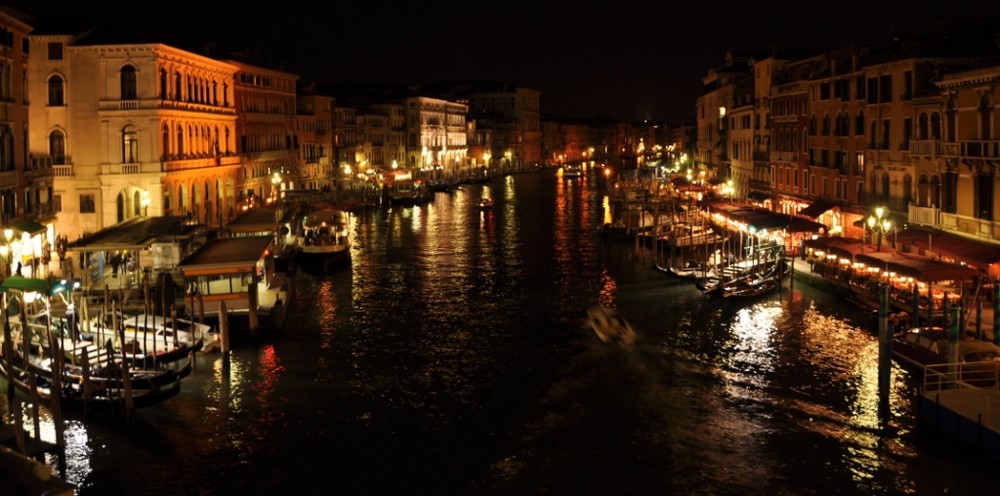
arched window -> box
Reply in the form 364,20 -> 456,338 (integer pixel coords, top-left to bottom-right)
931,112 -> 942,140
48,75 -> 64,106
133,190 -> 142,217
116,192 -> 125,223
120,65 -> 137,100
159,68 -> 168,100
176,124 -> 184,156
855,109 -> 865,135
161,124 -> 170,160
174,72 -> 182,102
122,125 -> 139,163
903,174 -> 912,203
918,113 -> 929,140
881,172 -> 890,196
0,125 -> 12,171
979,93 -> 993,140
49,130 -> 66,164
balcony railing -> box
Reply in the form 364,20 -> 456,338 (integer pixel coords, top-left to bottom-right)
960,140 -> 1000,159
53,165 -> 73,176
909,140 -> 941,157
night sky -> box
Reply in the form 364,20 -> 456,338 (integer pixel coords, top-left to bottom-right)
9,0 -> 1000,123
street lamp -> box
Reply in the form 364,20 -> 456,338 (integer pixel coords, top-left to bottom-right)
271,171 -> 282,202
867,206 -> 892,252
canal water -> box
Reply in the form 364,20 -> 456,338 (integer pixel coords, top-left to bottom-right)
5,169 -> 998,495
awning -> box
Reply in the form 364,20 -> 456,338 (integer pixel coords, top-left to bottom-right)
797,199 -> 837,219
803,236 -> 865,260
703,200 -> 826,234
896,227 -> 1000,271
746,191 -> 769,202
0,276 -> 52,294
854,250 -> 980,282
10,219 -> 46,234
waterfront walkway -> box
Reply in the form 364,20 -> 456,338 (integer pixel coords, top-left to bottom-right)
788,256 -> 996,341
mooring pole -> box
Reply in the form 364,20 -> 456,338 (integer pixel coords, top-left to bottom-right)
877,284 -> 891,413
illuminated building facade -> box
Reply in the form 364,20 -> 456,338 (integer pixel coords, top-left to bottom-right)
405,96 -> 468,180
226,60 -> 299,205
296,90 -> 336,191
0,9 -> 53,278
27,30 -> 241,240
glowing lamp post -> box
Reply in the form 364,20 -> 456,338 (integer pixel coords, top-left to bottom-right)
271,172 -> 282,202
867,206 -> 892,252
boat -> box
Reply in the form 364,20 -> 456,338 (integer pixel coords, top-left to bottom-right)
478,197 -> 494,210
87,311 -> 215,366
584,305 -> 636,346
892,326 -> 1000,366
294,208 -> 352,261
562,164 -> 583,178
2,319 -> 188,414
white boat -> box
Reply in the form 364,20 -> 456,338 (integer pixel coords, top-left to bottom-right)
89,312 -> 216,365
295,208 -> 352,258
478,197 -> 494,210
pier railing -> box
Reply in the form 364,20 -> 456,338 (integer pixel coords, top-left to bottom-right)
923,361 -> 1000,430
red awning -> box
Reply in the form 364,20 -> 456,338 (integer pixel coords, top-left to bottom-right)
855,250 -> 980,282
896,227 -> 1000,271
805,236 -> 866,260
797,199 -> 837,219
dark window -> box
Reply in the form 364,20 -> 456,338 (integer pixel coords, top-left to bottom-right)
49,130 -> 65,163
80,194 -> 95,213
48,75 -> 64,106
120,65 -> 137,100
880,75 -> 892,103
47,42 -> 63,60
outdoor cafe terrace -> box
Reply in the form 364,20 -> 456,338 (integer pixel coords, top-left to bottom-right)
803,236 -> 984,322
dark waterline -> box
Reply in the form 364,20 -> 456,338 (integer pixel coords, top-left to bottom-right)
6,169 -> 998,495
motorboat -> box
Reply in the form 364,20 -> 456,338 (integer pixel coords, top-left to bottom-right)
584,304 -> 636,346
478,197 -> 494,210
295,208 -> 352,260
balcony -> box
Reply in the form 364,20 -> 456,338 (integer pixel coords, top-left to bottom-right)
97,98 -> 236,116
909,140 -> 941,157
960,140 -> 1000,159
162,154 -> 241,173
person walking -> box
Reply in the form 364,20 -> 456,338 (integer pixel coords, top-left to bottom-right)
111,253 -> 121,278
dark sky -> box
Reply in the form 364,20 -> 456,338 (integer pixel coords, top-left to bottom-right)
10,1 -> 1000,123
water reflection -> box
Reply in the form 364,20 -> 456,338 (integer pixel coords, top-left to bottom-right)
2,170 -> 997,495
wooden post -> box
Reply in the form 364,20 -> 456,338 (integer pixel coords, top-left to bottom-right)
3,315 -> 14,405
248,279 -> 259,334
219,299 -> 230,355
976,300 -> 983,341
994,284 -> 1000,346
113,300 -> 134,421
877,284 -> 891,411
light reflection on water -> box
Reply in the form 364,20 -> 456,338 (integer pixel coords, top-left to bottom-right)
1,169 -> 997,495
